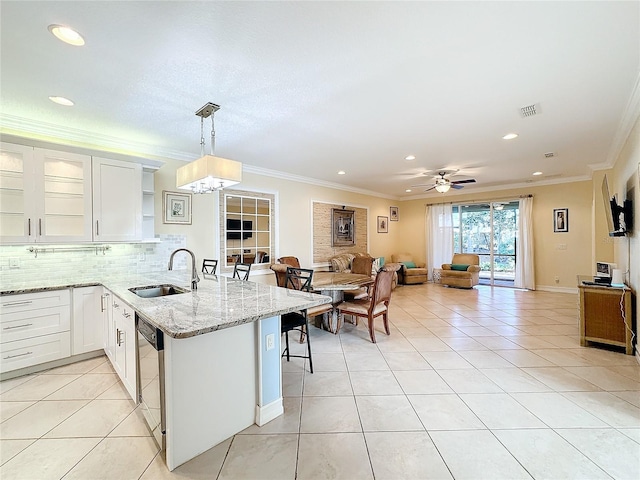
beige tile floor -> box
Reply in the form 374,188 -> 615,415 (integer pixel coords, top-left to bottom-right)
1,283 -> 639,479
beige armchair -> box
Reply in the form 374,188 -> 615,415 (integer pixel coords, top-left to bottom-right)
441,254 -> 481,288
392,253 -> 428,285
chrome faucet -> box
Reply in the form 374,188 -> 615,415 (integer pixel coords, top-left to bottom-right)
168,248 -> 200,290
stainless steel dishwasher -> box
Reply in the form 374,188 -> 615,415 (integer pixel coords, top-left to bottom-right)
137,315 -> 165,451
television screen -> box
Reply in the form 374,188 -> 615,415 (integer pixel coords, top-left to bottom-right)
226,219 -> 252,240
601,175 -> 628,237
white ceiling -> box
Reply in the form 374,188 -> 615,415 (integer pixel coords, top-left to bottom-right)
1,1 -> 639,198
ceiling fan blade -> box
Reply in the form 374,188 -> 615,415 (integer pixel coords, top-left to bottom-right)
451,178 -> 476,185
451,184 -> 465,190
411,184 -> 436,187
423,185 -> 437,192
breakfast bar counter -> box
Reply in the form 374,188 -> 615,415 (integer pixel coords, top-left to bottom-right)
1,271 -> 331,471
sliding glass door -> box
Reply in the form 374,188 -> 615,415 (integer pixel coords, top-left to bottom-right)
452,201 -> 519,286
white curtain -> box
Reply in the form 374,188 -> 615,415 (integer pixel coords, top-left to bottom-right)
425,204 -> 454,281
515,196 -> 535,289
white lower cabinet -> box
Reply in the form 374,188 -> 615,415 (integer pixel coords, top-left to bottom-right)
110,294 -> 137,401
72,286 -> 106,355
0,290 -> 71,373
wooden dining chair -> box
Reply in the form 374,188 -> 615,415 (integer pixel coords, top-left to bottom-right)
202,259 -> 218,275
338,269 -> 394,343
344,256 -> 374,301
281,267 -> 315,373
233,261 -> 252,280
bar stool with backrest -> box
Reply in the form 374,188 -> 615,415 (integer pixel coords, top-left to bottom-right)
338,269 -> 394,343
202,259 -> 218,275
233,261 -> 252,280
281,267 -> 315,373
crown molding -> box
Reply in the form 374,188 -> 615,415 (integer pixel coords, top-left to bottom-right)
402,174 -> 592,201
606,72 -> 640,167
0,113 -> 193,162
242,164 -> 399,200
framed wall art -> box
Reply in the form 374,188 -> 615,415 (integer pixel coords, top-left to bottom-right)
163,190 -> 192,224
332,208 -> 355,246
553,208 -> 568,233
377,216 -> 388,233
390,206 -> 399,221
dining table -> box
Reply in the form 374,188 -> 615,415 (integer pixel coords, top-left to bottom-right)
311,271 -> 374,333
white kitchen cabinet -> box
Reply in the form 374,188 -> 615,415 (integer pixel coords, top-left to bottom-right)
72,286 -> 106,355
142,167 -> 156,241
103,290 -> 114,363
0,289 -> 71,373
0,143 -> 92,243
110,294 -> 137,401
92,157 -> 142,242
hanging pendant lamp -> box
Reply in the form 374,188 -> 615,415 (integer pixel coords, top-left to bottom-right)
176,102 -> 242,194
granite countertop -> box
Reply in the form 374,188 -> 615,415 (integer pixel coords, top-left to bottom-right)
1,271 -> 333,339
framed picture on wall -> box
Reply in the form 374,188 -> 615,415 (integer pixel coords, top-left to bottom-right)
390,206 -> 399,221
553,208 -> 568,233
163,190 -> 192,224
377,216 -> 388,233
332,208 -> 355,246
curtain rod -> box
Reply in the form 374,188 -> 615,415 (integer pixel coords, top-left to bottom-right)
424,194 -> 533,206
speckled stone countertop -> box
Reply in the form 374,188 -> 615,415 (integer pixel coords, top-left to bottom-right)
0,271 -> 332,339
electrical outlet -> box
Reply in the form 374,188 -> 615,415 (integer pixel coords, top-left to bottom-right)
266,333 -> 275,351
556,244 -> 567,250
138,252 -> 145,261
554,276 -> 560,283
9,257 -> 20,269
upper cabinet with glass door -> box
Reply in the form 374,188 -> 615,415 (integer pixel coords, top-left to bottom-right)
224,194 -> 272,268
0,143 -> 92,243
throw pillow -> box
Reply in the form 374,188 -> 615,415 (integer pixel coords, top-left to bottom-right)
402,261 -> 416,269
451,264 -> 470,271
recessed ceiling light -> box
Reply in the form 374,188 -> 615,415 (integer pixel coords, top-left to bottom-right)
533,171 -> 543,176
48,24 -> 85,46
405,189 -> 412,193
405,155 -> 416,161
502,133 -> 518,140
49,96 -> 74,106
337,170 -> 346,175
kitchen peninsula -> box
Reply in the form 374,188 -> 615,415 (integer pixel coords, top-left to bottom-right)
1,271 -> 332,470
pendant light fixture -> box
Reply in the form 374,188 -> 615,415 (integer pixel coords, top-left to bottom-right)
176,102 -> 242,194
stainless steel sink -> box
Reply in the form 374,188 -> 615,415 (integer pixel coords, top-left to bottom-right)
129,284 -> 189,298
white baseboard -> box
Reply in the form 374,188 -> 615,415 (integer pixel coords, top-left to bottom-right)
255,397 -> 283,426
536,285 -> 578,294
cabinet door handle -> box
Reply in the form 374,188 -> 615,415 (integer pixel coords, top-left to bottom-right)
28,218 -> 31,236
3,323 -> 33,330
38,218 -> 42,236
96,220 -> 99,236
3,300 -> 33,307
3,351 -> 33,360
101,293 -> 110,312
113,302 -> 119,309
117,329 -> 124,346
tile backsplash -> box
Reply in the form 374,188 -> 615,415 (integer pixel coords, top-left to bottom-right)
0,235 -> 187,284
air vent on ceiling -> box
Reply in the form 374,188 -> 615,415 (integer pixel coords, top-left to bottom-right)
520,103 -> 540,118
544,152 -> 556,158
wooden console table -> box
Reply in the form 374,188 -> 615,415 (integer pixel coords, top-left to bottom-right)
577,276 -> 635,355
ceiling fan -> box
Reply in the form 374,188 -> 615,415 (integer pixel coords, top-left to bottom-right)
411,170 -> 477,193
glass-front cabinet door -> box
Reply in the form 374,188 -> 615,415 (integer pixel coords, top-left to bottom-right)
0,142 -> 33,243
223,193 -> 273,269
36,149 -> 93,243
0,143 -> 92,244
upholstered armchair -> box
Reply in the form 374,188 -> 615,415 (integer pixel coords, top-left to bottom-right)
441,254 -> 481,288
270,256 -> 301,287
392,253 -> 428,285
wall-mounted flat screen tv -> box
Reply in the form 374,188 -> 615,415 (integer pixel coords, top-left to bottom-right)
601,175 -> 633,237
226,219 -> 253,240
